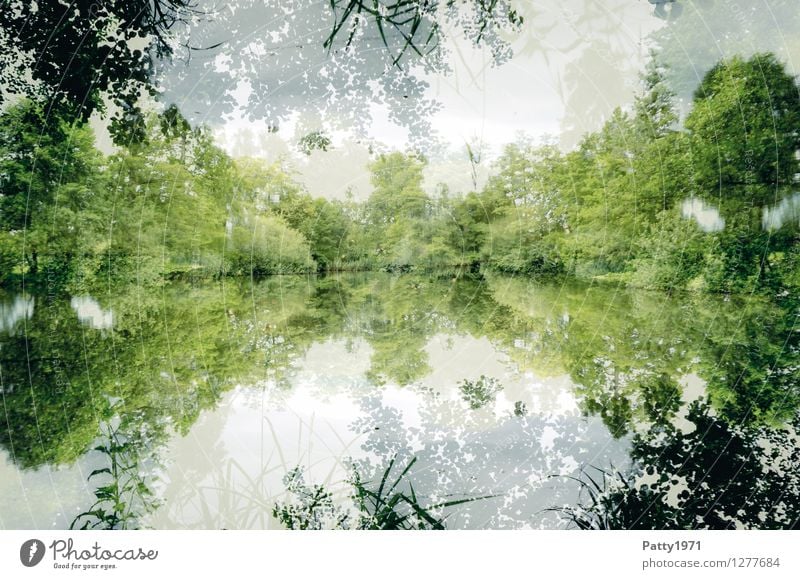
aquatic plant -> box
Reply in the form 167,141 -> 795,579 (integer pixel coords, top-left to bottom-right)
274,455 -> 493,530
70,421 -> 160,530
545,466 -> 640,530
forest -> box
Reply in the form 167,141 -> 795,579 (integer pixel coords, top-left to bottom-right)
2,53 -> 799,297
2,1 -> 800,533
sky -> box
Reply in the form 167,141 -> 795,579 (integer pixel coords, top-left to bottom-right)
150,0 -> 800,201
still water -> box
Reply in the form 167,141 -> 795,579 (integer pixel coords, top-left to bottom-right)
1,273 -> 798,529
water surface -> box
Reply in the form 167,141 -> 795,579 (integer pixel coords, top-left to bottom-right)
1,274 -> 797,529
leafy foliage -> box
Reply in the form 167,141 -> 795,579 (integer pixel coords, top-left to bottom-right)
272,467 -> 350,530
552,404 -> 800,530
273,455 -> 491,530
0,1 -> 196,131
686,53 -> 800,194
298,131 -> 333,156
3,52 -> 799,294
459,375 -> 503,410
71,419 -> 160,530
324,1 -> 523,67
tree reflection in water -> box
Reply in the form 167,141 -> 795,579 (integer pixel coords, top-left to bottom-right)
554,403 -> 800,530
1,274 -> 798,529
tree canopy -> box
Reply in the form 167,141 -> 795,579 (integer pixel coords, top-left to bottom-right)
0,1 -> 196,122
0,0 -> 522,142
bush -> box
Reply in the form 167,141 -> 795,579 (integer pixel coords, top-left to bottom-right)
226,214 -> 316,275
631,210 -> 711,291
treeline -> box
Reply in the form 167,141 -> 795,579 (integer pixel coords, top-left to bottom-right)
0,101 -> 469,288
0,103 -> 319,287
5,271 -> 797,470
472,53 -> 800,293
2,53 -> 799,293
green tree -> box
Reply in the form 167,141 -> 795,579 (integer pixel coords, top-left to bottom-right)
362,152 -> 433,270
0,100 -> 105,276
686,53 -> 800,197
479,142 -> 570,274
275,194 -> 350,271
633,55 -> 678,139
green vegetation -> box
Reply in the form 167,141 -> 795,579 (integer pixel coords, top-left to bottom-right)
70,417 -> 161,530
3,53 -> 799,296
3,0 -> 799,532
473,53 -> 800,293
460,375 -> 503,410
3,48 -> 800,531
4,272 -> 796,474
274,456 -> 489,530
1,270 -> 798,529
0,1 -> 521,151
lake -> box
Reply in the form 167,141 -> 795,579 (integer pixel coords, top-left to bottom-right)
1,273 -> 798,529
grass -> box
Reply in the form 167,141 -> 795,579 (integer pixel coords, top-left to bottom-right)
274,455 -> 497,530
544,465 -> 639,530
